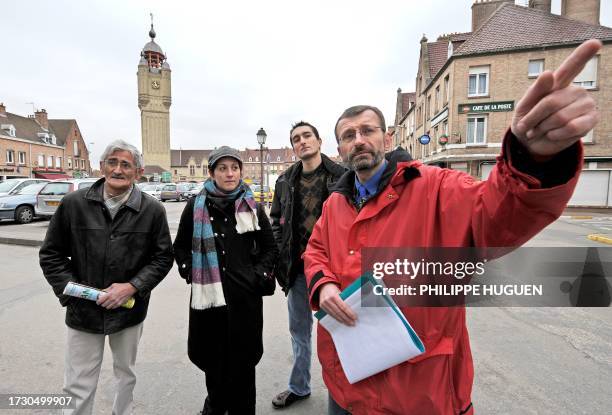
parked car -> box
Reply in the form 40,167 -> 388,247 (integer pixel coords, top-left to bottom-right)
160,183 -> 185,202
141,183 -> 164,200
0,182 -> 49,224
0,178 -> 50,196
251,184 -> 273,203
177,183 -> 196,199
36,178 -> 98,218
188,182 -> 204,198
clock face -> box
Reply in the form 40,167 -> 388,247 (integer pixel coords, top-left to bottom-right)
151,80 -> 160,89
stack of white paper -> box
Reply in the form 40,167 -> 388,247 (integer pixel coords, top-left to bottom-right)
316,276 -> 425,384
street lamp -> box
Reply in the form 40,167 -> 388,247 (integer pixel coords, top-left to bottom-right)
256,127 -> 267,204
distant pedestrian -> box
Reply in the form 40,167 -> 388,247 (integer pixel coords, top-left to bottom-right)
173,146 -> 278,415
40,139 -> 173,415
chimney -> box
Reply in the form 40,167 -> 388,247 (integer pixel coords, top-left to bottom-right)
471,0 -> 514,32
0,102 -> 5,116
34,108 -> 49,130
561,0 -> 600,26
528,0 -> 551,13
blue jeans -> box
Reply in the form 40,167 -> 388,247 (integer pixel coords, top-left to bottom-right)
287,274 -> 313,396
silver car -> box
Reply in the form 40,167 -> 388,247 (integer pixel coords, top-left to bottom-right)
36,178 -> 98,217
0,182 -> 49,224
141,183 -> 164,200
0,178 -> 50,196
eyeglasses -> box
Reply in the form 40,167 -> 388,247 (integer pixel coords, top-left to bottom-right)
104,159 -> 134,170
339,126 -> 383,144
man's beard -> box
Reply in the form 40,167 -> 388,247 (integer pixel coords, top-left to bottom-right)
348,147 -> 384,171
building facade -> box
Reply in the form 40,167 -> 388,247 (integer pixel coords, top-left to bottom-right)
0,103 -> 91,180
138,20 -> 172,176
169,147 -> 297,185
395,0 -> 612,205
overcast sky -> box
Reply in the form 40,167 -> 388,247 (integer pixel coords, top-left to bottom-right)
2,0 -> 610,165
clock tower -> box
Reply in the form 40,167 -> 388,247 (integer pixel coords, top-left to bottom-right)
137,16 -> 171,173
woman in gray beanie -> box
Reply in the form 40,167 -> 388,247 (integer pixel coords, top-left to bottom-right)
173,146 -> 278,415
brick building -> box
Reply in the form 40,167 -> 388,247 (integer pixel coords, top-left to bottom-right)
169,146 -> 297,184
0,103 -> 91,180
394,0 -> 612,206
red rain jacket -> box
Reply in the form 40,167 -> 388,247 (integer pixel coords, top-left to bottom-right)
304,134 -> 582,415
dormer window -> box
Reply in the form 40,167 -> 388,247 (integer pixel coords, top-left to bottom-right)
1,124 -> 16,137
249,157 -> 252,162
277,156 -> 281,161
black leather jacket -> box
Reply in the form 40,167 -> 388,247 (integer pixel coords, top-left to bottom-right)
39,179 -> 174,334
269,153 -> 346,292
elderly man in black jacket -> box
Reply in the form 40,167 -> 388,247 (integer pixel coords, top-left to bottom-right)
40,139 -> 173,415
270,121 -> 346,409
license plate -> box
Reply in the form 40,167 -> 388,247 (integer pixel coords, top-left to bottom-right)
46,201 -> 60,206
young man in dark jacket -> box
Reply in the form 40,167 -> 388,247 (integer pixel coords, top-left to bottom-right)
270,121 -> 346,409
40,140 -> 173,415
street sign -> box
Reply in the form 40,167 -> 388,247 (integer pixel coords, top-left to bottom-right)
161,172 -> 172,182
419,135 -> 431,145
458,101 -> 514,113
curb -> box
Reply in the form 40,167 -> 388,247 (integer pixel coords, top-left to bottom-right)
0,237 -> 43,247
587,234 -> 612,245
561,215 -> 594,220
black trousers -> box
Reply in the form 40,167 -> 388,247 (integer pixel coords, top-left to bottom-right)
188,303 -> 263,415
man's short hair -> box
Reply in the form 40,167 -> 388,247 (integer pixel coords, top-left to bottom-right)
100,140 -> 144,169
289,121 -> 320,146
334,105 -> 386,143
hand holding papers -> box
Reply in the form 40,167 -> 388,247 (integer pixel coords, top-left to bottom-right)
63,282 -> 135,309
315,275 -> 425,384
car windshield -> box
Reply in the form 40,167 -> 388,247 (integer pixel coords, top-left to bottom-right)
0,179 -> 20,192
142,184 -> 158,191
16,183 -> 47,195
40,182 -> 71,196
177,184 -> 190,191
78,182 -> 95,189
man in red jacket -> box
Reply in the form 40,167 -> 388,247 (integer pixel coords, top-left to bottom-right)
304,39 -> 601,415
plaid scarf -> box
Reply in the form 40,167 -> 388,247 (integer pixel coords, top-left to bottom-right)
191,179 -> 260,309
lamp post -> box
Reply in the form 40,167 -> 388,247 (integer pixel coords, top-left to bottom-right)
256,127 -> 267,204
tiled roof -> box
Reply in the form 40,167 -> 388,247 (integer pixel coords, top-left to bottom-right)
448,32 -> 472,42
0,112 -> 57,145
427,41 -> 449,79
402,92 -> 416,115
242,147 -> 294,163
455,3 -> 612,56
170,149 -> 211,167
143,165 -> 167,175
48,119 -> 75,146
170,147 -> 296,167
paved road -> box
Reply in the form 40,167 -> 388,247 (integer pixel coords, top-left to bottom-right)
0,202 -> 611,414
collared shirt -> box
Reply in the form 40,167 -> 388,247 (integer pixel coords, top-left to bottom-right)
354,160 -> 387,207
103,184 -> 134,219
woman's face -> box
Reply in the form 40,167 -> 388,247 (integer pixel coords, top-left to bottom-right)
210,157 -> 242,192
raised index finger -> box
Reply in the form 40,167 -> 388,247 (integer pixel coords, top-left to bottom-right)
553,39 -> 602,90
